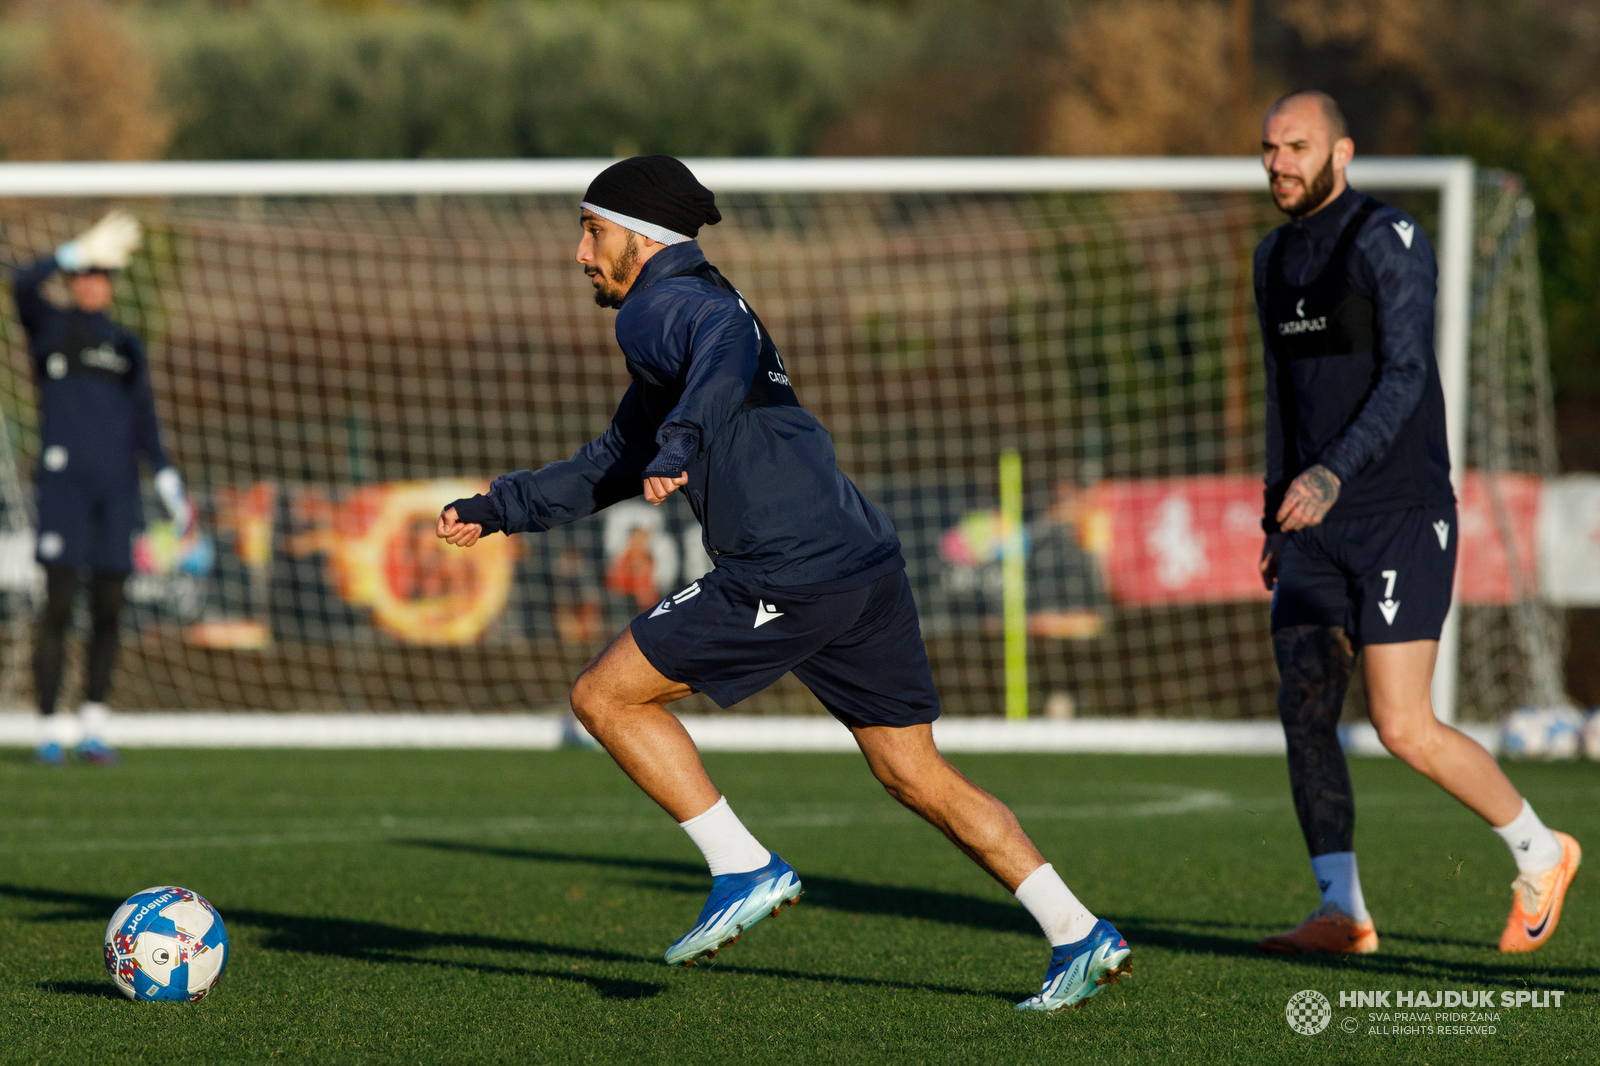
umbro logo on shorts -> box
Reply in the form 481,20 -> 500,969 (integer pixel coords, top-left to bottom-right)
649,581 -> 702,618
753,600 -> 784,628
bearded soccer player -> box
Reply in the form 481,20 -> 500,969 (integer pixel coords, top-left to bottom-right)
438,156 -> 1130,1009
11,211 -> 191,765
1254,93 -> 1580,955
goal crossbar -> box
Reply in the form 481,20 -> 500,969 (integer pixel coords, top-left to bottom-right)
0,156 -> 1469,196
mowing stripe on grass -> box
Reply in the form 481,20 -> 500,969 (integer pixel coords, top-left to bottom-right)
0,787 -> 1236,854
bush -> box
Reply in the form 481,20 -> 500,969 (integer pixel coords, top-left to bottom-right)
1431,115 -> 1600,398
151,0 -> 903,160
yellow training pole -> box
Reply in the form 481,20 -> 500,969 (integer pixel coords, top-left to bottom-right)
1000,449 -> 1027,720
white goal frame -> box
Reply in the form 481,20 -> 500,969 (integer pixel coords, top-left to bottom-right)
0,156 -> 1474,724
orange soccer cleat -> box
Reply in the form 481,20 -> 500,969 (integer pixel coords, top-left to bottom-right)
1260,901 -> 1379,955
1499,831 -> 1582,953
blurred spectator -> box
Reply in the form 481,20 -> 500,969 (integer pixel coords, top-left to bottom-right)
1026,481 -> 1107,639
553,546 -> 601,645
604,525 -> 659,613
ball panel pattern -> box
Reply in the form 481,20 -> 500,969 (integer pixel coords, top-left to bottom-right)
103,886 -> 229,1003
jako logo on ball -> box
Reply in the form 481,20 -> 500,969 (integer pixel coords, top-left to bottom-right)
103,886 -> 229,1002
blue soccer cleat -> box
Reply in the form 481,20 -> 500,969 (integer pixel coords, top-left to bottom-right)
76,739 -> 119,765
34,741 -> 66,766
664,853 -> 802,966
1016,919 -> 1132,1012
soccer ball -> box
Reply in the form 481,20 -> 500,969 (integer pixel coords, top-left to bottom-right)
1543,708 -> 1585,760
104,886 -> 229,1002
1500,707 -> 1584,761
1583,709 -> 1600,761
1501,707 -> 1549,759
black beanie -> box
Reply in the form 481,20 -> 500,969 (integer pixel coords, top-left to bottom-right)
582,156 -> 721,241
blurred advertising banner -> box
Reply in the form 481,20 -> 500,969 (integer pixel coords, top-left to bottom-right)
285,480 -> 515,646
1099,477 -> 1267,605
274,481 -> 709,648
0,470 -> 1589,650
1538,474 -> 1600,605
1097,472 -> 1547,607
1456,472 -> 1541,606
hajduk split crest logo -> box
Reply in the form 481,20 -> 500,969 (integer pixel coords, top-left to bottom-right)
1286,989 -> 1332,1035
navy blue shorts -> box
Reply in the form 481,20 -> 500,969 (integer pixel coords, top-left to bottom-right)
630,567 -> 941,728
1271,504 -> 1457,646
34,472 -> 142,573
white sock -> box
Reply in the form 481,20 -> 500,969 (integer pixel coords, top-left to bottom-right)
678,796 -> 770,877
1014,863 -> 1097,946
79,701 -> 110,744
1310,851 -> 1371,923
39,713 -> 80,748
1493,799 -> 1564,874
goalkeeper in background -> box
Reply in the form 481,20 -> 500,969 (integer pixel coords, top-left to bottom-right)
10,211 -> 190,765
1254,92 -> 1579,956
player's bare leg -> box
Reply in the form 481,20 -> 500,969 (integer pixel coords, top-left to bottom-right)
1364,639 -> 1520,824
568,626 -> 717,821
849,722 -> 1045,891
850,721 -> 1128,1008
1365,639 -> 1582,951
569,627 -> 798,965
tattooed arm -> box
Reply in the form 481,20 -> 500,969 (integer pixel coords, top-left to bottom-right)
1276,464 -> 1341,531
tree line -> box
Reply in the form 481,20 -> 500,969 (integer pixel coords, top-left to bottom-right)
0,0 -> 1594,406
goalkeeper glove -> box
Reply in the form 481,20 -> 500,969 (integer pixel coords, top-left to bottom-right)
154,467 -> 192,536
56,210 -> 141,272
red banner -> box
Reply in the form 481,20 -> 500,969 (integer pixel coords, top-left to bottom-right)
1101,476 -> 1269,605
1455,472 -> 1540,605
1099,472 -> 1541,607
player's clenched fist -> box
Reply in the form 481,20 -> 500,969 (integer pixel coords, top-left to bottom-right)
643,472 -> 688,505
438,494 -> 504,548
436,507 -> 481,548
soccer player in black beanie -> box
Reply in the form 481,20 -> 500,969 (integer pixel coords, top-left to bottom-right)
439,156 -> 1131,1010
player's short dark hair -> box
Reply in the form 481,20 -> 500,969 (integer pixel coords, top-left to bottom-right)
1266,90 -> 1349,141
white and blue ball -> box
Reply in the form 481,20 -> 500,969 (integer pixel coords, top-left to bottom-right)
1500,706 -> 1585,761
104,886 -> 228,1002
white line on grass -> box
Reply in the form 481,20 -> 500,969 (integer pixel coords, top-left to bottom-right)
0,787 -> 1239,854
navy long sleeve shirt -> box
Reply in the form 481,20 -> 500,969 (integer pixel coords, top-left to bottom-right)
12,255 -> 170,487
485,242 -> 903,590
1254,187 -> 1454,527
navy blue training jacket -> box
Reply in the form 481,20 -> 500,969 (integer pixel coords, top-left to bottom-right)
12,255 -> 170,488
1254,186 -> 1454,528
486,242 -> 903,591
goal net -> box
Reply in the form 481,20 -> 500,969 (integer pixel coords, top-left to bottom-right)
0,160 -> 1560,722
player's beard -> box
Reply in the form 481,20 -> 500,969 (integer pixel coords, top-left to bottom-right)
1279,154 -> 1337,218
592,233 -> 640,309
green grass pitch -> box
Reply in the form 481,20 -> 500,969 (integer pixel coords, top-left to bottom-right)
0,746 -> 1594,1064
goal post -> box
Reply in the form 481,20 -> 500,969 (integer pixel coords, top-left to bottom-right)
0,156 -> 1517,727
